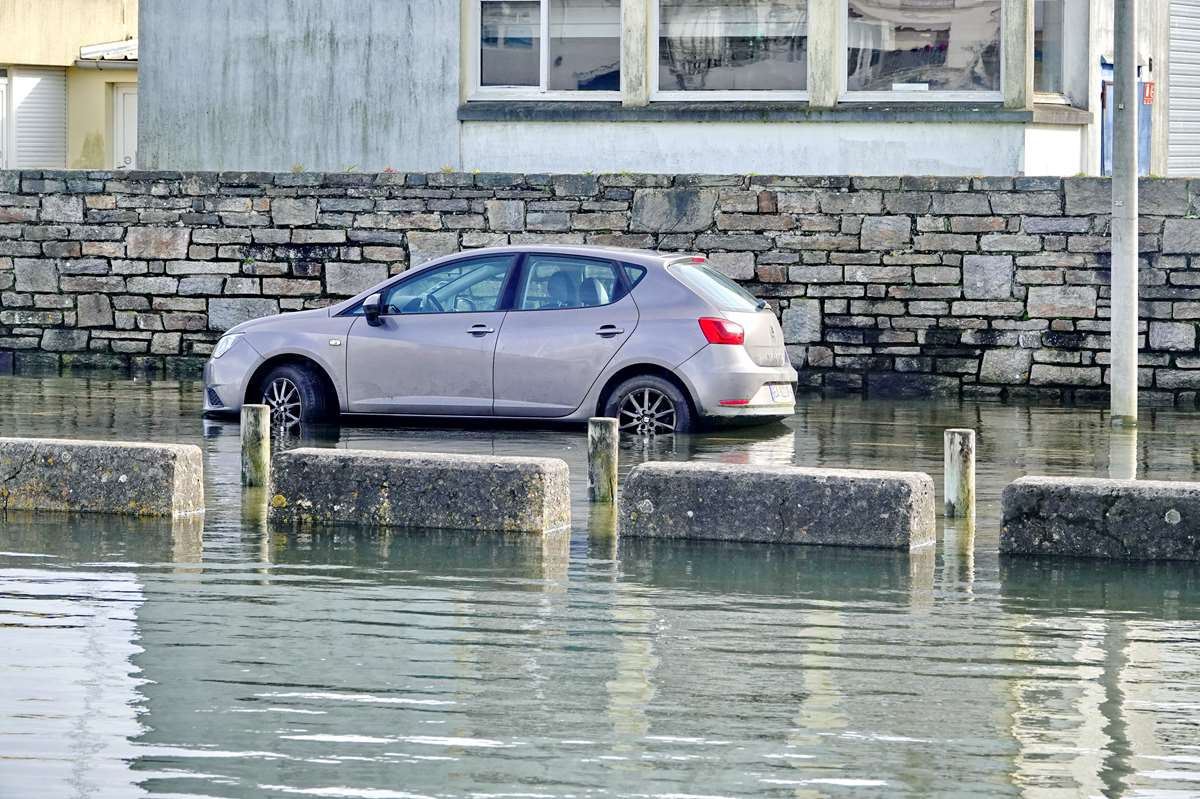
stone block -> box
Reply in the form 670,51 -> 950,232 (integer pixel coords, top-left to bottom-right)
208,297 -> 280,331
0,437 -> 204,517
1002,476 -> 1200,560
630,188 -> 717,232
705,252 -> 755,280
14,258 -> 59,292
40,329 -> 89,352
782,300 -> 821,344
860,215 -> 912,250
866,372 -> 961,398
963,255 -> 1014,299
1148,321 -> 1196,351
76,293 -> 114,328
1163,219 -> 1200,254
40,195 -> 84,223
1030,364 -> 1102,386
127,227 -> 191,259
1027,285 -> 1098,319
485,199 -> 525,232
406,231 -> 459,266
326,262 -> 389,296
619,461 -> 935,550
271,198 -> 318,227
269,448 -> 570,533
980,348 -> 1032,384
1064,178 -> 1110,214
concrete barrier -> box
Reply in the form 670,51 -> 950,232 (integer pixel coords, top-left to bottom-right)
268,448 -> 571,533
1002,476 -> 1200,561
0,437 -> 205,517
619,462 -> 936,549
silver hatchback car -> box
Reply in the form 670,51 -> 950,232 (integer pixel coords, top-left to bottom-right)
203,246 -> 797,433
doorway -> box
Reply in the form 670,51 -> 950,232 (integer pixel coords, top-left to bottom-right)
112,83 -> 137,170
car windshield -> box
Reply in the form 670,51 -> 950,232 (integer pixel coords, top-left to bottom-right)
669,262 -> 761,312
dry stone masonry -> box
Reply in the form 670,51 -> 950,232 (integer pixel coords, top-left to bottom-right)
3,169 -> 1200,404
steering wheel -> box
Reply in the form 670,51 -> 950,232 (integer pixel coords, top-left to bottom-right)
425,294 -> 444,313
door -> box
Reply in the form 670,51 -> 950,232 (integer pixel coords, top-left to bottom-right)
112,84 -> 137,170
0,72 -> 7,169
346,254 -> 517,415
493,253 -> 639,417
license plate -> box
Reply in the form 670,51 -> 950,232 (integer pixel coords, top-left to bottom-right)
769,383 -> 794,403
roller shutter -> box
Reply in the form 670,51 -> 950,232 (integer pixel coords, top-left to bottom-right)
1170,0 -> 1200,176
12,67 -> 67,169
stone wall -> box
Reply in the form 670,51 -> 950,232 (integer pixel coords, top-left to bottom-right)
2,169 -> 1200,405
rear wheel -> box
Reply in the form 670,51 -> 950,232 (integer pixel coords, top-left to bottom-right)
258,363 -> 333,428
604,375 -> 694,435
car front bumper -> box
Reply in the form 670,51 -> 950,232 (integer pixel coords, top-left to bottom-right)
202,338 -> 262,415
676,345 -> 799,421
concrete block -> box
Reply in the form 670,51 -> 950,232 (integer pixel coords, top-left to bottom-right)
269,448 -> 571,533
619,462 -> 935,549
1002,476 -> 1200,560
0,437 -> 204,517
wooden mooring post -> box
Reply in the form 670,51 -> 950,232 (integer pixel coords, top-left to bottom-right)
944,429 -> 976,519
241,404 -> 271,488
588,417 -> 619,503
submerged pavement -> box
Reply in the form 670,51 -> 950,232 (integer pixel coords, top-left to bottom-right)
1,375 -> 1199,798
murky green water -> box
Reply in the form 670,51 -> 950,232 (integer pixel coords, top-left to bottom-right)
2,375 -> 1199,799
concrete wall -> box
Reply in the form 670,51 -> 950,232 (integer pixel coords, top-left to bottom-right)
67,67 -> 138,170
460,121 -> 1037,177
0,0 -> 137,67
4,169 -> 1200,408
138,0 -> 462,173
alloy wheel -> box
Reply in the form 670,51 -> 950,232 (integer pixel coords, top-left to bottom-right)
263,377 -> 303,429
619,387 -> 677,436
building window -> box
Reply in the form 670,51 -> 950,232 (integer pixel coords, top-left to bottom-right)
476,0 -> 621,97
654,0 -> 810,99
845,0 -> 1002,99
1034,0 -> 1065,95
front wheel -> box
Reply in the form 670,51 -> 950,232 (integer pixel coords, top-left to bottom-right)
258,363 -> 333,428
604,375 -> 694,435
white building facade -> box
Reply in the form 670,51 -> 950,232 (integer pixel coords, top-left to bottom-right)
139,0 -> 1198,177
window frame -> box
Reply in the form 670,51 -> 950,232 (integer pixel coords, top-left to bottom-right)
649,0 -> 811,102
509,252 -> 632,313
1032,0 -> 1071,105
840,0 -> 1005,104
340,254 -> 522,317
469,0 -> 623,102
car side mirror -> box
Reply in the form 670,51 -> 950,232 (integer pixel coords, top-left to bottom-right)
363,293 -> 384,327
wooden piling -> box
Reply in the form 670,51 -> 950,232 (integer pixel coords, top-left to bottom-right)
241,404 -> 271,488
588,417 -> 619,503
943,428 -> 976,519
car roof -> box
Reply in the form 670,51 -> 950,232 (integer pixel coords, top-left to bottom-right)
425,244 -> 697,270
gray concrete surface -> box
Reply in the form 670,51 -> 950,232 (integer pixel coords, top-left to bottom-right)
1001,475 -> 1200,561
268,448 -> 572,533
619,461 -> 936,549
0,437 -> 205,517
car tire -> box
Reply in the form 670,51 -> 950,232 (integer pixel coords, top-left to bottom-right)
604,375 -> 694,435
258,363 -> 333,427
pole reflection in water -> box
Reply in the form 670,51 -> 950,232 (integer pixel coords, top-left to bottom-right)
2,375 -> 1200,798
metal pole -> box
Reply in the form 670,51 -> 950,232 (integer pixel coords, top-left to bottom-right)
943,429 -> 976,519
241,404 -> 271,487
588,417 -> 619,503
1110,0 -> 1140,427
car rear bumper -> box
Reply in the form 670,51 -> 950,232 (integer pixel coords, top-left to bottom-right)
676,344 -> 798,421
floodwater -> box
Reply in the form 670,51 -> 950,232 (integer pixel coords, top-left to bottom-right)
1,375 -> 1199,799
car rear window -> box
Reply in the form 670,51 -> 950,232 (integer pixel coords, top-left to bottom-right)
669,262 -> 761,312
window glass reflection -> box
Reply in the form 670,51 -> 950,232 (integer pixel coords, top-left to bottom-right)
847,0 -> 1002,93
659,0 -> 809,92
1034,0 -> 1065,94
481,1 -> 541,87
549,0 -> 622,91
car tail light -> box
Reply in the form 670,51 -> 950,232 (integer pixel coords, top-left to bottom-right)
699,317 -> 745,345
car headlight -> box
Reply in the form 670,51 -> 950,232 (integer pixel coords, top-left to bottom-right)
211,333 -> 242,359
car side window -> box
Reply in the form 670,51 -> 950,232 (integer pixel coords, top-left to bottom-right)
380,256 -> 515,314
516,255 -> 622,311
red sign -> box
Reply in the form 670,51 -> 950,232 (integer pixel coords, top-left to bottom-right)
1143,82 -> 1155,105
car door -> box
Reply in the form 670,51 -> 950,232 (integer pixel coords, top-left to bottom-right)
346,254 -> 517,415
492,253 -> 639,417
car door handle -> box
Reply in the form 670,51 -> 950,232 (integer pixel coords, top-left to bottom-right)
467,324 -> 495,336
595,325 -> 624,337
